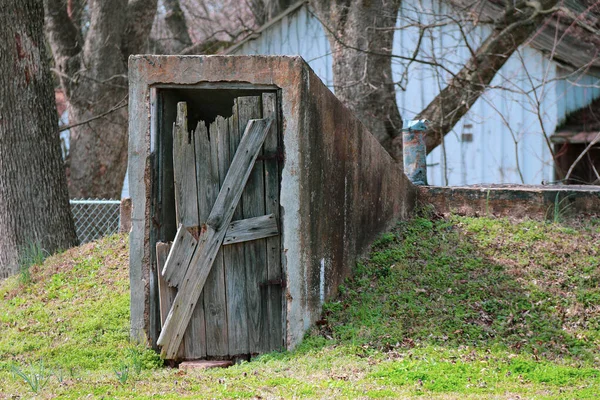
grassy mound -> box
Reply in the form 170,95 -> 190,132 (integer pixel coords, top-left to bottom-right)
319,215 -> 600,360
1,215 -> 599,398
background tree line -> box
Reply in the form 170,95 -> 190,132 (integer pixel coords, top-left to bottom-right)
0,0 -> 597,276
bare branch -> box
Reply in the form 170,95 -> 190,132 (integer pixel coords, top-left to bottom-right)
59,96 -> 129,132
418,0 -> 561,153
565,132 -> 600,181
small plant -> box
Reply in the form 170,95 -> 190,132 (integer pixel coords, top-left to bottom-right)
127,347 -> 143,375
53,367 -> 64,384
18,241 -> 48,285
547,193 -> 573,224
114,362 -> 130,385
372,232 -> 396,248
11,359 -> 51,393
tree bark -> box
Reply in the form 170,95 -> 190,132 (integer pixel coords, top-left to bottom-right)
0,0 -> 78,278
418,0 -> 560,154
45,0 -> 157,199
311,0 -> 404,162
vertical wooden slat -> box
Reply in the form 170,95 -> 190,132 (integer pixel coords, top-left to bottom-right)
203,117 -> 229,356
173,102 -> 200,227
172,102 -> 205,359
156,242 -> 174,328
262,92 -> 284,351
182,121 -> 209,360
239,96 -> 269,354
224,99 -> 249,356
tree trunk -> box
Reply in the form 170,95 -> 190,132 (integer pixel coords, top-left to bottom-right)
45,0 -> 157,199
163,0 -> 193,53
249,0 -> 295,25
311,0 -> 404,162
417,0 -> 560,153
0,0 -> 78,278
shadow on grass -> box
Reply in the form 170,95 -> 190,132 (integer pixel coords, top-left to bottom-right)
307,213 -> 600,364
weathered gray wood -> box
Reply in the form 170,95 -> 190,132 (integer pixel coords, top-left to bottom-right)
157,117 -> 272,359
223,99 -> 249,356
201,117 -> 229,357
173,102 -> 199,227
173,103 -> 205,359
239,96 -> 270,354
157,242 -> 185,358
223,214 -> 279,245
156,242 -> 174,327
162,224 -> 197,287
262,92 -> 284,351
183,121 -> 211,360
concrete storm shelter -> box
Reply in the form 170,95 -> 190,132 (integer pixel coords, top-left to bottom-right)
128,55 -> 416,360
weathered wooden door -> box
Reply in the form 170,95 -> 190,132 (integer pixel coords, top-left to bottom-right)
155,93 -> 283,360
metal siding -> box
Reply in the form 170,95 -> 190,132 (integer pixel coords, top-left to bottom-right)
231,2 -> 600,186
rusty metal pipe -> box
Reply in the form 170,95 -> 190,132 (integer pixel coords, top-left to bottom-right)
402,120 -> 428,185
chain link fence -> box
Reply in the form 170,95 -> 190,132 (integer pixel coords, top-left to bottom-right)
70,199 -> 121,244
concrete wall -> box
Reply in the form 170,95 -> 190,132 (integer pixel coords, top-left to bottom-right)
128,55 -> 416,349
419,185 -> 600,220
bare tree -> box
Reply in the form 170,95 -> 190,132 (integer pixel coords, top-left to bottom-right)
162,0 -> 193,53
151,0 -> 260,55
418,0 -> 561,153
45,0 -> 158,199
310,0 -> 595,166
0,0 -> 78,278
311,0 -> 405,161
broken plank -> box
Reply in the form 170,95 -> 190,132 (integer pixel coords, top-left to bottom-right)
173,102 -> 199,227
157,117 -> 272,360
223,214 -> 279,245
162,224 -> 197,288
262,92 -> 284,351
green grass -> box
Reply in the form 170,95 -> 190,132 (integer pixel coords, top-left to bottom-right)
1,215 -> 599,398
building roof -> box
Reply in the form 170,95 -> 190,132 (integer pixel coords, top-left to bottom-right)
451,0 -> 600,74
552,97 -> 600,143
228,0 -> 600,75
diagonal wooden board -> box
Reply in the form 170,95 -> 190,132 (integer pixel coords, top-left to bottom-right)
161,214 -> 279,288
157,118 -> 272,359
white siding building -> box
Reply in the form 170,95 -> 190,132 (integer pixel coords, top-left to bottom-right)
229,1 -> 600,186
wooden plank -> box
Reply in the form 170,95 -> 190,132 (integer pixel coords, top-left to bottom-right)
202,116 -> 229,357
223,99 -> 249,356
162,224 -> 197,287
223,214 -> 279,245
157,242 -> 185,358
182,121 -> 211,360
172,102 -> 203,359
262,92 -> 284,351
172,102 -> 199,227
156,242 -> 174,327
179,360 -> 233,370
239,96 -> 270,354
157,117 -> 272,359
